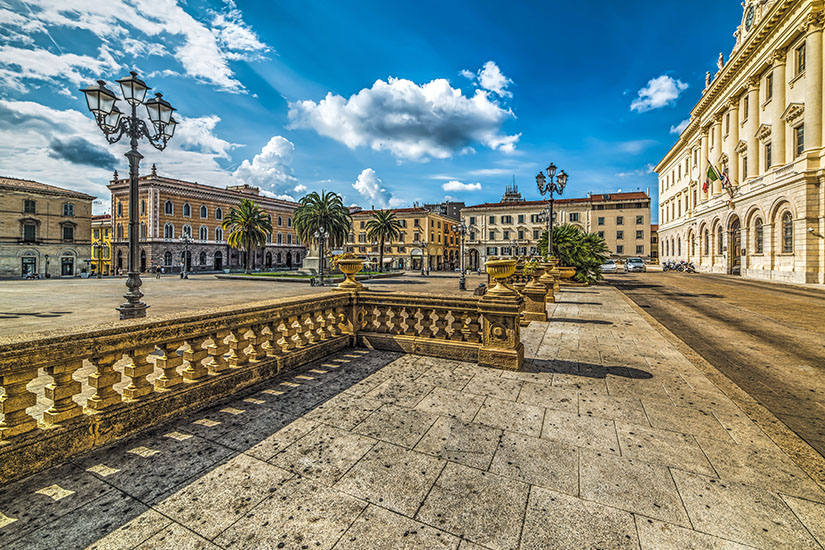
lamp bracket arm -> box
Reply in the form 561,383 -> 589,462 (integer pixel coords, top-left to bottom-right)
102,118 -> 128,144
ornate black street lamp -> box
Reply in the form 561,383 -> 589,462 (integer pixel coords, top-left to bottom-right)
81,71 -> 178,319
536,163 -> 568,258
314,227 -> 329,286
180,233 -> 193,279
452,222 -> 467,290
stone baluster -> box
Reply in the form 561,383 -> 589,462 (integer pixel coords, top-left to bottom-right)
182,336 -> 210,381
376,305 -> 391,334
227,327 -> 251,368
285,316 -> 302,349
294,315 -> 311,346
0,368 -> 39,438
316,310 -> 332,341
325,309 -> 341,338
302,313 -> 318,345
265,319 -> 286,358
86,354 -> 122,411
449,311 -> 467,341
206,330 -> 231,374
418,308 -> 434,338
155,342 -> 184,389
43,361 -> 83,425
523,265 -> 549,323
123,345 -> 155,400
401,307 -> 417,337
248,324 -> 268,361
432,309 -> 449,339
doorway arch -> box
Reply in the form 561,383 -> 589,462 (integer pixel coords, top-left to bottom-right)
728,215 -> 741,275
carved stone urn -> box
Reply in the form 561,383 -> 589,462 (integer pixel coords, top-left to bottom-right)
334,253 -> 365,291
484,258 -> 517,297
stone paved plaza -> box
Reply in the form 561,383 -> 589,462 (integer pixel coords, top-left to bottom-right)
1,286 -> 825,549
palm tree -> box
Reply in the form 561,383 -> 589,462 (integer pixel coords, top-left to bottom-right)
293,190 -> 352,280
365,210 -> 402,272
221,198 -> 272,274
539,224 -> 609,284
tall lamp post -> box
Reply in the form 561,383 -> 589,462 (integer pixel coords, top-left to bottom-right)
453,222 -> 467,290
180,233 -> 193,279
536,163 -> 568,258
81,71 -> 177,319
419,240 -> 428,274
314,227 -> 329,286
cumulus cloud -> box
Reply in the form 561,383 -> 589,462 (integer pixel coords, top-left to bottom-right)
670,118 -> 690,135
442,180 -> 481,192
353,168 -> 392,209
288,76 -> 519,161
48,136 -> 118,169
232,136 -> 298,194
0,0 -> 269,93
293,184 -> 307,194
461,61 -> 513,98
630,75 -> 688,113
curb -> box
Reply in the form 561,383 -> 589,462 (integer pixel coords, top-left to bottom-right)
612,285 -> 825,491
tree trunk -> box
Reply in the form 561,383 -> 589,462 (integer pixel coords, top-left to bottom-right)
378,237 -> 384,272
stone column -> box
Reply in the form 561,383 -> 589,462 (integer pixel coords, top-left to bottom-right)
728,99 -> 740,185
713,116 -> 724,195
772,49 -> 787,165
746,77 -> 760,178
803,16 -> 823,152
700,130 -> 709,201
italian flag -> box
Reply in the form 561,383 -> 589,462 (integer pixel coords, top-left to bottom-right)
704,164 -> 720,192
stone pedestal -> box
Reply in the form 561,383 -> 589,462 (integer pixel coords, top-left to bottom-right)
522,275 -> 548,323
539,258 -> 558,303
478,292 -> 524,371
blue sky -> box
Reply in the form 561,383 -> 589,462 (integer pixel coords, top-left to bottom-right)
0,0 -> 744,220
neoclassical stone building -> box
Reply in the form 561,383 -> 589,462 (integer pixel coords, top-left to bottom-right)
109,167 -> 305,273
656,0 -> 825,284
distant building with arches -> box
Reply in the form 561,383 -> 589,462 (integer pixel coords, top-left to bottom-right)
656,0 -> 825,284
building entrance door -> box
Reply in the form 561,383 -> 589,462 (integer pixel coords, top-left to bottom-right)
214,251 -> 223,271
21,257 -> 36,277
729,217 -> 741,275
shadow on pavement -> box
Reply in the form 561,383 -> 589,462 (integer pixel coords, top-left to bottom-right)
526,359 -> 653,380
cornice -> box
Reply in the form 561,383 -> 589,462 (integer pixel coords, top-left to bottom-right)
735,140 -> 749,154
756,123 -> 773,141
781,102 -> 805,122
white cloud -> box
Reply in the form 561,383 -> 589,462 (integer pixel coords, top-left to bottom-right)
467,167 -> 512,177
232,136 -> 298,194
288,76 -> 519,161
615,164 -> 655,178
630,75 -> 688,113
462,61 -> 513,98
353,168 -> 391,209
175,114 -> 239,160
293,184 -> 307,193
0,0 -> 269,93
616,139 -> 657,155
670,118 -> 690,135
0,45 -> 119,92
442,180 -> 481,192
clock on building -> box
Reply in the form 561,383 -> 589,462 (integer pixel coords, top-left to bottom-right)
745,5 -> 755,31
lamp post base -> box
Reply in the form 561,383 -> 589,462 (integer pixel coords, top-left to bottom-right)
118,271 -> 149,319
459,275 -> 466,290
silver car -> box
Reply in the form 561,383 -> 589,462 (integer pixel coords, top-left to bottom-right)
625,258 -> 646,272
600,259 -> 618,274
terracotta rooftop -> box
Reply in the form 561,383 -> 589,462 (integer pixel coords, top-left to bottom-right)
651,224 -> 659,230
462,191 -> 649,210
92,214 -> 111,221
0,176 -> 97,200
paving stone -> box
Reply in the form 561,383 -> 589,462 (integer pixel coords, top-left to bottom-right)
781,495 -> 825,547
489,432 -> 578,495
215,476 -> 366,549
473,397 -> 543,437
552,372 -> 608,393
634,516 -> 754,550
696,436 -> 825,502
517,382 -> 578,413
414,387 -> 486,422
271,424 -> 377,485
615,423 -> 715,476
416,365 -> 474,391
414,416 -> 502,470
643,402 -> 733,442
579,392 -> 649,425
520,486 -> 639,550
154,454 -> 293,539
334,504 -> 460,549
352,404 -> 438,448
365,377 -> 434,407
304,392 -> 384,430
579,449 -> 690,527
136,522 -> 223,549
463,374 -> 522,401
416,462 -> 529,550
541,409 -> 620,454
245,417 -> 318,462
335,441 -> 444,516
671,469 -> 819,549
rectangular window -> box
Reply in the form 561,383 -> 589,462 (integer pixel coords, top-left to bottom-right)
358,233 -> 366,243
597,231 -> 604,238
502,230 -> 509,239
414,219 -> 420,227
63,203 -> 74,217
725,113 -> 730,135
635,215 -> 643,224
359,221 -> 365,229
413,232 -> 420,241
533,230 -> 539,239
598,217 -> 605,226
743,96 -> 749,120
616,231 -> 624,240
569,213 -> 579,222
62,225 -> 74,241
489,231 -> 495,240
517,214 -> 524,223
636,230 -> 644,239
93,229 -> 99,240
489,215 -> 495,224
469,216 -> 475,225
742,156 -> 748,178
797,42 -> 806,74
765,143 -> 772,169
23,224 -> 36,242
23,199 -> 35,213
616,216 -> 623,225
765,72 -> 773,101
693,149 -> 698,166
795,124 -> 804,156
616,245 -> 624,254
486,247 -> 497,255
636,245 -> 645,254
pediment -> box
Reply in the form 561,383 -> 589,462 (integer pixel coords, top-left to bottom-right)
781,102 -> 804,123
755,123 -> 772,141
735,140 -> 748,154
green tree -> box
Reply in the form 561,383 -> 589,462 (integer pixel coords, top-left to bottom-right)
222,198 -> 273,274
539,224 -> 609,284
365,210 -> 402,272
293,190 -> 352,277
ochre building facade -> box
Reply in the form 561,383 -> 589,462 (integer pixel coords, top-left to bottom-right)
108,169 -> 305,273
656,0 -> 825,283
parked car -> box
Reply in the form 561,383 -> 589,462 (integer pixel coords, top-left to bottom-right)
625,258 -> 647,272
600,259 -> 619,274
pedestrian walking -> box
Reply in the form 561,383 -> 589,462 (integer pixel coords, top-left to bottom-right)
155,265 -> 161,279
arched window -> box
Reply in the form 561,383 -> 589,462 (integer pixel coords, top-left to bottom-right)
183,203 -> 191,217
199,251 -> 207,265
140,222 -> 146,239
117,223 -> 123,239
215,227 -> 223,241
164,251 -> 172,265
287,217 -> 292,227
277,252 -> 282,264
164,200 -> 173,215
215,207 -> 223,220
691,235 -> 696,256
277,216 -> 282,226
164,223 -> 174,239
287,233 -> 292,245
200,205 -> 207,218
116,202 -> 122,217
277,232 -> 283,244
182,224 -> 192,238
704,229 -> 709,255
717,228 -> 723,254
140,199 -> 146,215
754,218 -> 764,254
782,211 -> 794,253
677,237 -> 681,256
199,226 -> 208,240
665,240 -> 669,256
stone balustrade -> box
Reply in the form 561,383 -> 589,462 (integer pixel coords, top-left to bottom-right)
0,288 -> 525,483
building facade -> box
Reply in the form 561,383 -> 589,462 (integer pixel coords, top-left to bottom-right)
423,201 -> 465,220
345,207 -> 460,270
109,168 -> 305,273
461,187 -> 651,269
0,176 -> 95,278
656,0 -> 825,284
91,214 -> 112,276
650,224 -> 660,262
